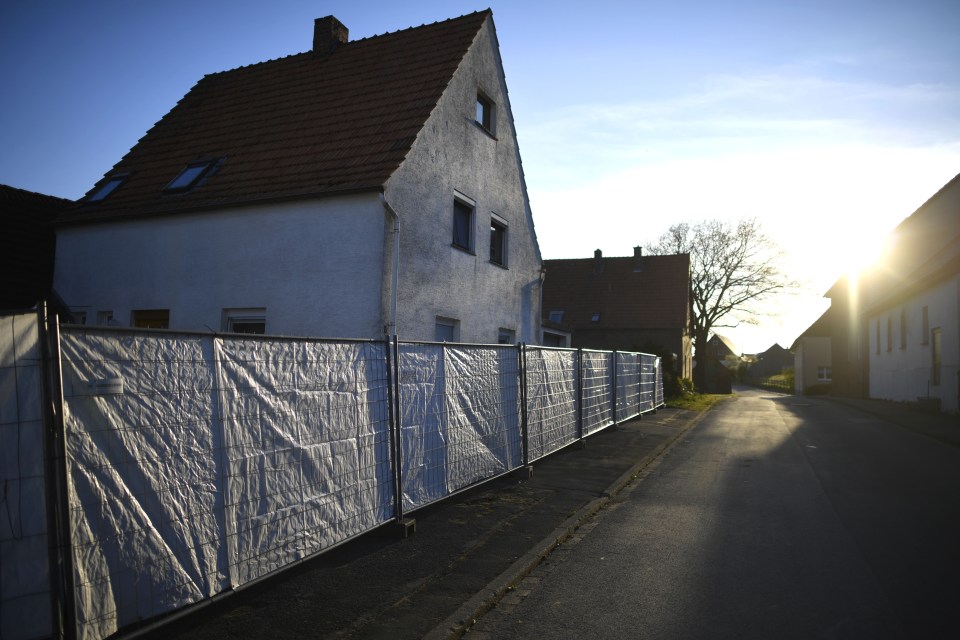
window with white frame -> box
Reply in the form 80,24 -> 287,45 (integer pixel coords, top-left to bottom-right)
816,366 -> 832,382
97,310 -> 114,326
223,308 -> 266,334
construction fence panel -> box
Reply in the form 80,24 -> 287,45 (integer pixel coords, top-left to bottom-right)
398,343 -> 522,512
59,328 -> 224,640
654,356 -> 665,407
215,337 -> 394,586
615,352 -> 642,423
581,350 -> 614,436
0,312 -> 52,640
524,347 -> 579,462
639,353 -> 658,413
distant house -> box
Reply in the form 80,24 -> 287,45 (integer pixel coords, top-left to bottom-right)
1,185 -> 71,311
53,11 -> 542,343
825,173 -> 959,413
791,308 -> 833,394
706,334 -> 739,366
541,247 -> 693,378
748,343 -> 793,378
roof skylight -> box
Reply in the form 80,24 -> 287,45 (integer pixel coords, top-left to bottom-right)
88,174 -> 129,202
164,160 -> 218,193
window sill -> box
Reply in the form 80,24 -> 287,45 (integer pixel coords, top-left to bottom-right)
452,243 -> 476,256
489,260 -> 509,270
469,118 -> 498,140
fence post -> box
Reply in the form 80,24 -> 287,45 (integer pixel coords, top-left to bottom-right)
37,305 -> 76,640
576,348 -> 584,441
387,335 -> 404,522
519,343 -> 529,467
611,351 -> 619,428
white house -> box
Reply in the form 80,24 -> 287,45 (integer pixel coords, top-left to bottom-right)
54,11 -> 542,344
791,308 -> 833,395
862,173 -> 959,412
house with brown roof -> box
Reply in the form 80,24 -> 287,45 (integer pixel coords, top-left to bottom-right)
53,11 -> 542,343
824,172 -> 959,413
541,247 -> 692,378
1,184 -> 72,311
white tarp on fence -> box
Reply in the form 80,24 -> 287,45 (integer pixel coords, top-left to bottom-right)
215,338 -> 393,584
581,350 -> 614,436
525,348 -> 579,462
59,330 -> 395,640
0,312 -> 52,640
398,344 -> 522,512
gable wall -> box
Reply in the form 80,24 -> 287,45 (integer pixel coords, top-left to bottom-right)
54,194 -> 387,337
385,16 -> 542,343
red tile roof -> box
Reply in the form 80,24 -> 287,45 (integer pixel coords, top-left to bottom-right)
59,11 -> 491,225
542,253 -> 691,330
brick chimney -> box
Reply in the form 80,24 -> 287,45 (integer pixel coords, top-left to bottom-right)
633,246 -> 643,272
593,249 -> 603,274
314,16 -> 348,55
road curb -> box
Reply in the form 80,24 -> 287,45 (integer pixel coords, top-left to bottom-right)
424,407 -> 710,640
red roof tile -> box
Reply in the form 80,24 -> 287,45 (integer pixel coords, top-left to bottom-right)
542,253 -> 691,330
59,11 -> 490,225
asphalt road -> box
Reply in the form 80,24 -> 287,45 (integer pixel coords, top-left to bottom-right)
467,388 -> 960,639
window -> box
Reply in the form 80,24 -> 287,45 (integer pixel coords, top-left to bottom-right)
132,309 -> 169,329
932,328 -> 942,386
435,317 -> 459,342
71,311 -> 87,325
223,308 -> 266,334
490,217 -> 507,266
497,328 -> 515,345
164,160 -> 218,193
591,313 -> 601,322
548,310 -> 564,323
96,310 -> 113,326
817,366 -> 832,382
886,315 -> 892,352
88,174 -> 129,202
452,198 -> 474,251
922,306 -> 929,345
542,331 -> 568,348
476,93 -> 494,133
900,307 -> 907,349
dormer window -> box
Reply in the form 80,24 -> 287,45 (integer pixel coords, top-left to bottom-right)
88,174 -> 129,202
164,160 -> 218,193
475,92 -> 495,134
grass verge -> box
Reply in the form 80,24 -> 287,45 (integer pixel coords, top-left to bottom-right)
666,393 -> 732,412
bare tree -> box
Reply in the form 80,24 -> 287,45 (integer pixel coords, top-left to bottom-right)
648,218 -> 794,386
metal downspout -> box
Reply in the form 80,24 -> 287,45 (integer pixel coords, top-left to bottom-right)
380,194 -> 400,338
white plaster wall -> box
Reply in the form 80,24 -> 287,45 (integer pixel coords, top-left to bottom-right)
385,15 -> 542,344
54,194 -> 387,338
794,336 -> 831,393
868,275 -> 959,412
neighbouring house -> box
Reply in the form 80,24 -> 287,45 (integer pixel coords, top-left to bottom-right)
791,307 -> 833,394
541,247 -> 693,378
1,184 -> 72,311
825,172 -> 959,413
53,11 -> 542,343
748,343 -> 793,378
706,334 -> 740,367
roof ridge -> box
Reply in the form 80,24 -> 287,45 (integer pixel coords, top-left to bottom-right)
204,9 -> 491,78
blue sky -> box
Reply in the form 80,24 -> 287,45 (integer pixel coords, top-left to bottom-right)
3,0 -> 959,352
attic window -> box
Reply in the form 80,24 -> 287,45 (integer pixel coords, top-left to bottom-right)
476,93 -> 495,133
88,174 -> 129,202
591,313 -> 601,322
164,160 -> 217,193
548,310 -> 564,323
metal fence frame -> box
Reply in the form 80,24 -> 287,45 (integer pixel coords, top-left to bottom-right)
1,311 -> 664,640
